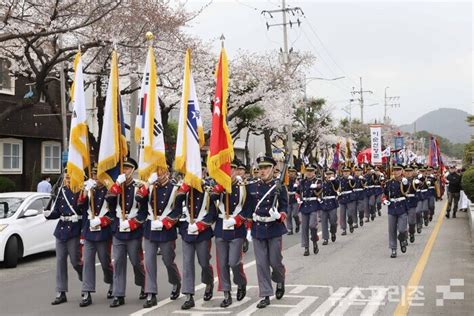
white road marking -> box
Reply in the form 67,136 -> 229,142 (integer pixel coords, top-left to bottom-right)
361,287 -> 388,316
311,287 -> 351,316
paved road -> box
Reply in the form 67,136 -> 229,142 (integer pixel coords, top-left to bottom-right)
1,201 -> 472,315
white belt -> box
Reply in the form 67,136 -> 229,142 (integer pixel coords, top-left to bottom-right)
367,185 -> 375,188
353,188 -> 363,192
421,189 -> 428,192
303,197 -> 319,201
406,194 -> 415,197
428,186 -> 435,189
390,197 -> 406,202
340,191 -> 352,195
218,214 -> 239,219
323,196 -> 336,200
254,215 -> 276,223
60,215 -> 80,222
373,185 -> 381,188
288,192 -> 296,195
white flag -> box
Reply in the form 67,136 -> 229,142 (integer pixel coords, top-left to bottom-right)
67,51 -> 89,193
137,46 -> 166,180
174,49 -> 204,191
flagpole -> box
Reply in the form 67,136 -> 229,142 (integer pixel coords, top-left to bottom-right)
190,189 -> 194,225
113,47 -> 126,221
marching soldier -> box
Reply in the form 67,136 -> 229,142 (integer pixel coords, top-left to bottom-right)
247,156 -> 288,309
353,166 -> 366,228
140,167 -> 182,308
383,164 -> 409,258
338,166 -> 356,235
321,169 -> 339,245
414,165 -> 429,232
107,157 -> 148,308
426,167 -> 437,222
365,165 -> 377,222
176,165 -> 217,310
44,171 -> 83,305
211,160 -> 250,308
297,164 -> 321,256
79,166 -> 114,307
236,160 -> 251,253
404,164 -> 419,243
374,166 -> 385,217
286,166 -> 301,235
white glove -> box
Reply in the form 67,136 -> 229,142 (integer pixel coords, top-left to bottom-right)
444,171 -> 450,177
402,177 -> 408,185
329,176 -> 335,181
236,175 -> 242,182
370,169 -> 376,174
151,219 -> 163,230
426,181 -> 431,186
148,172 -> 158,185
252,212 -> 258,222
188,223 -> 198,234
414,179 -> 421,184
84,179 -> 97,191
120,219 -> 130,231
417,174 -> 423,179
116,173 -> 127,185
43,210 -> 52,218
269,208 -> 281,220
89,217 -> 101,228
223,217 -> 236,229
246,229 -> 253,242
348,175 -> 353,180
359,175 -> 364,180
383,200 -> 391,206
310,183 -> 317,189
293,183 -> 298,188
380,176 -> 385,181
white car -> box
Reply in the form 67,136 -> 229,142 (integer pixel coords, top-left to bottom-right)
0,192 -> 58,268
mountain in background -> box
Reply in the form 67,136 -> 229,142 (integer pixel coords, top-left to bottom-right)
399,108 -> 472,144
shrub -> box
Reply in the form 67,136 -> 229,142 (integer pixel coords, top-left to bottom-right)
0,177 -> 16,193
461,167 -> 474,202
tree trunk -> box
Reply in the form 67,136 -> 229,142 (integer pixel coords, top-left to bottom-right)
244,128 -> 251,166
263,128 -> 272,157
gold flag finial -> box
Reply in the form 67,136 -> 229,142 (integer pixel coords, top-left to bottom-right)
146,31 -> 154,41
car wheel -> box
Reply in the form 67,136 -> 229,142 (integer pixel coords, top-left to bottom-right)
4,236 -> 19,268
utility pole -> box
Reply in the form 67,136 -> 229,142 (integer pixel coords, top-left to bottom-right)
262,1 -> 303,164
351,77 -> 372,124
384,86 -> 400,124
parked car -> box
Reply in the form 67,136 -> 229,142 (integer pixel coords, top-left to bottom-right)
0,192 -> 57,268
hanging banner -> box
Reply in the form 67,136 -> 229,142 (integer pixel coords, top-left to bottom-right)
370,125 -> 382,164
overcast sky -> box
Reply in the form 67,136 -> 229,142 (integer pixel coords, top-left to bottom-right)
185,0 -> 473,125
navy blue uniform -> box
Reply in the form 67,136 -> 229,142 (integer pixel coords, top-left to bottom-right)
383,177 -> 409,252
81,186 -> 113,242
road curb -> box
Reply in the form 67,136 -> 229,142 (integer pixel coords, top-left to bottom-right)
469,202 -> 474,244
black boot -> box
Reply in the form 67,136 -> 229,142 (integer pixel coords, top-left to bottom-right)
349,223 -> 354,233
79,292 -> 92,307
51,292 -> 67,305
446,212 -> 450,219
360,219 -> 364,227
181,294 -> 195,310
390,249 -> 397,258
275,282 -> 285,299
409,234 -> 415,243
236,285 -> 246,301
139,287 -> 147,300
107,285 -> 113,299
331,233 -> 336,242
341,230 -> 347,236
295,221 -> 300,233
313,241 -> 319,254
110,296 -> 125,308
365,218 -> 370,223
371,214 -> 375,221
287,230 -> 294,236
220,291 -> 232,308
399,233 -> 407,253
242,239 -> 249,253
303,247 -> 309,256
257,296 -> 270,309
378,209 -> 382,216
143,294 -> 157,308
417,224 -> 422,234
203,283 -> 213,301
453,212 -> 456,218
322,239 -> 328,245
170,283 -> 181,300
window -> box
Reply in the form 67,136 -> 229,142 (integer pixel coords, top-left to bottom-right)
42,141 -> 61,174
0,139 -> 22,174
0,58 -> 15,95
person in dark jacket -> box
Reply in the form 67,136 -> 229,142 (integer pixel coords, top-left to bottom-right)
445,165 -> 462,218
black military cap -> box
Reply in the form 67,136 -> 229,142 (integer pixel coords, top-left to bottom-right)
355,166 -> 363,171
404,165 -> 414,172
342,166 -> 351,172
305,163 -> 317,171
392,163 -> 403,170
325,168 -> 336,175
257,156 -> 276,167
237,160 -> 247,170
230,159 -> 239,168
288,166 -> 297,172
123,156 -> 138,169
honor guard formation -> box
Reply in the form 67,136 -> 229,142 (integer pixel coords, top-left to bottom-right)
43,156 -> 452,310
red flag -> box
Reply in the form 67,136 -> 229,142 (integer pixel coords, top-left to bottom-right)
207,47 -> 234,193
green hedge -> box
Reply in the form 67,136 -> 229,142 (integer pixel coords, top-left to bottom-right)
0,176 -> 16,193
462,167 -> 474,202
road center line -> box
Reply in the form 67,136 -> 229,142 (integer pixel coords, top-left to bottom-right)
393,202 -> 447,316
